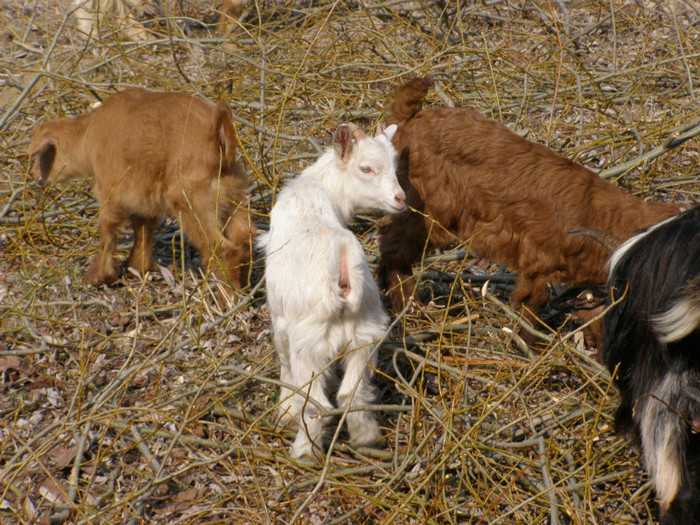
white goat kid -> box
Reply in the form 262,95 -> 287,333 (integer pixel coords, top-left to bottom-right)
260,123 -> 405,460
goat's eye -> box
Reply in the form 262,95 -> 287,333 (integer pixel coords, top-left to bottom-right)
360,166 -> 373,174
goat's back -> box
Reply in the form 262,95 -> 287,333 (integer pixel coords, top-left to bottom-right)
264,178 -> 385,322
86,88 -> 235,177
392,106 -> 681,287
69,89 -> 245,218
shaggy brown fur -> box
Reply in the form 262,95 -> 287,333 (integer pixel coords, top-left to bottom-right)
379,75 -> 682,343
28,88 -> 254,304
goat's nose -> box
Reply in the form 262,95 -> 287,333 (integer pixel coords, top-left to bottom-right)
395,191 -> 406,206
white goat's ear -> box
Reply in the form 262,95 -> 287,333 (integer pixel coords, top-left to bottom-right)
347,122 -> 368,142
333,124 -> 354,161
374,123 -> 384,137
383,124 -> 398,141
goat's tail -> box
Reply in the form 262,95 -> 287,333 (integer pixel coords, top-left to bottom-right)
639,368 -> 700,521
330,231 -> 366,312
214,99 -> 238,166
386,74 -> 435,124
654,274 -> 700,344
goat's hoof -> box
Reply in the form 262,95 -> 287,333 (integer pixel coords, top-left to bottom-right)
83,266 -> 119,287
126,260 -> 157,276
290,446 -> 324,464
290,438 -> 324,463
214,287 -> 238,310
350,427 -> 383,450
291,453 -> 322,466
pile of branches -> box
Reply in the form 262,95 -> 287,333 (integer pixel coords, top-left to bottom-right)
1,1 -> 698,523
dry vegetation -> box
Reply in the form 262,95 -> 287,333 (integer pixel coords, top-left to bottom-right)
1,1 -> 699,523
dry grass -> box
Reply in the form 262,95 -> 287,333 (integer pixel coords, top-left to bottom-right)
1,1 -> 699,524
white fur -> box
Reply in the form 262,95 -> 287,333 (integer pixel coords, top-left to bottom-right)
654,275 -> 700,344
655,300 -> 700,344
259,123 -> 404,459
639,371 -> 684,511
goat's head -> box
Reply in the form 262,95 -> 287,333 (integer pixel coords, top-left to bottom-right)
332,123 -> 406,215
27,119 -> 85,185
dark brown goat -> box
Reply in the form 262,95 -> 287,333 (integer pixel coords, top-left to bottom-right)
379,75 -> 682,343
28,88 -> 254,304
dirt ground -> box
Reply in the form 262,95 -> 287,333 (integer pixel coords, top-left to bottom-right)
1,1 -> 699,524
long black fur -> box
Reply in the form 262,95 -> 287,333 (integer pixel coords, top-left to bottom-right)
603,206 -> 700,524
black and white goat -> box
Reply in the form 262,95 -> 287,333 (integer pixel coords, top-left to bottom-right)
603,206 -> 700,524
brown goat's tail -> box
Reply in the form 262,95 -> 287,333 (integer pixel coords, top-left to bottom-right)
386,74 -> 435,125
214,99 -> 237,165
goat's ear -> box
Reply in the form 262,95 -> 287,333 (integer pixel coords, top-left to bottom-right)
214,100 -> 237,162
28,129 -> 51,157
28,138 -> 57,183
333,124 -> 353,161
382,124 -> 397,141
374,123 -> 384,137
348,122 -> 367,142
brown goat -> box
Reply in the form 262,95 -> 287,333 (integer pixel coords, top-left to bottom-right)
379,75 -> 682,344
27,88 -> 253,304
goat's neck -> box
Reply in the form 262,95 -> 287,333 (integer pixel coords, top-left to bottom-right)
329,187 -> 356,225
304,154 -> 357,224
63,115 -> 94,176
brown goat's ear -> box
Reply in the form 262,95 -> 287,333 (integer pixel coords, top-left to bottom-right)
214,100 -> 237,162
333,124 -> 353,161
28,138 -> 57,184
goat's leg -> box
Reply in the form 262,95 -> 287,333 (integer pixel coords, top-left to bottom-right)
127,216 -> 158,275
660,483 -> 697,525
176,205 -> 220,272
274,330 -> 297,429
337,339 -> 381,448
511,274 -> 550,313
288,341 -> 334,460
84,207 -> 124,287
378,209 -> 431,311
177,198 -> 248,304
511,275 -> 551,344
639,372 -> 698,525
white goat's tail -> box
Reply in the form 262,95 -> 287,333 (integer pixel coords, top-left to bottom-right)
654,274 -> 700,344
330,231 -> 366,313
